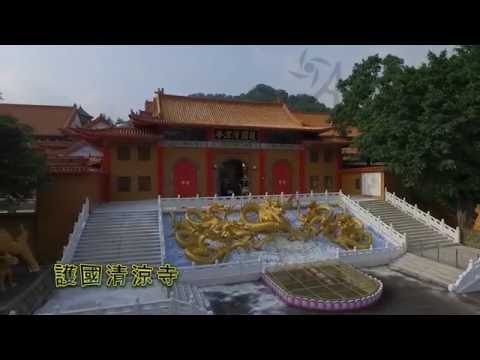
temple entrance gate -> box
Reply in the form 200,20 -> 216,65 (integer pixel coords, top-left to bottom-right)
218,159 -> 249,196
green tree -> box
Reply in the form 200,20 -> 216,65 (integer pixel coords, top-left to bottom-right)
332,46 -> 480,234
0,116 -> 48,203
189,84 -> 330,113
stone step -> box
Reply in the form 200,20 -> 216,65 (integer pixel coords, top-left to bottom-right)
77,240 -> 162,252
93,208 -> 157,213
74,245 -> 162,259
90,211 -> 157,216
392,222 -> 435,230
83,223 -> 158,235
360,201 -> 391,207
88,215 -> 157,220
72,251 -> 164,264
87,218 -> 157,224
367,210 -> 417,217
384,222 -> 428,231
404,232 -> 444,240
368,212 -> 409,219
373,212 -> 417,218
362,207 -> 401,214
79,235 -> 160,247
407,232 -> 449,240
86,221 -> 158,227
408,236 -> 452,244
85,220 -> 158,227
390,227 -> 434,235
407,235 -> 452,244
365,206 -> 406,212
373,214 -> 414,220
378,216 -> 416,226
81,230 -> 159,238
72,257 -> 164,266
88,216 -> 157,223
407,237 -> 453,246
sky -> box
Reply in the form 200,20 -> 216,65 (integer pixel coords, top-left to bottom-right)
0,45 -> 454,120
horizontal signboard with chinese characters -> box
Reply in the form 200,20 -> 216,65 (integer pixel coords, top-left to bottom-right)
53,263 -> 179,288
214,129 -> 257,142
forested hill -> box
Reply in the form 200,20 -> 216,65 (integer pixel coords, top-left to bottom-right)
189,84 -> 330,113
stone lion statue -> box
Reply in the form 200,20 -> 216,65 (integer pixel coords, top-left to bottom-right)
0,254 -> 19,291
0,237 -> 40,292
474,205 -> 480,232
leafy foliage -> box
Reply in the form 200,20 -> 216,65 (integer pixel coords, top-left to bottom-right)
190,84 -> 330,113
0,116 -> 48,202
332,46 -> 480,228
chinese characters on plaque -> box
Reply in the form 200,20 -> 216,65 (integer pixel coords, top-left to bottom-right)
214,129 -> 257,142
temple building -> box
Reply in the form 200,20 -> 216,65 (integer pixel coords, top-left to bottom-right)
68,89 -> 365,201
0,92 -> 390,263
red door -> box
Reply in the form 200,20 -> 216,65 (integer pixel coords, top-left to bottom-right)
174,160 -> 197,197
272,161 -> 292,194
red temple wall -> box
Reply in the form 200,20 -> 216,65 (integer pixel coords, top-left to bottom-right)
36,173 -> 103,264
108,141 -> 159,201
304,145 -> 340,192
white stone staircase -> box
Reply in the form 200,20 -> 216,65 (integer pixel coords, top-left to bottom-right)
359,200 -> 455,252
390,253 -> 463,289
71,200 -> 164,265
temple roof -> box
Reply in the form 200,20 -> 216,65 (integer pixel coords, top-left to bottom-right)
77,105 -> 93,120
291,111 -> 332,127
66,126 -> 162,141
131,92 -> 332,131
85,114 -> 114,129
0,103 -> 78,135
47,156 -> 102,174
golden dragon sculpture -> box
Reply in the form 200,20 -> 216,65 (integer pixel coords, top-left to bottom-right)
171,196 -> 373,265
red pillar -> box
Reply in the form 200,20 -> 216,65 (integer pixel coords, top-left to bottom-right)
336,148 -> 343,191
101,143 -> 111,202
259,149 -> 266,194
206,148 -> 215,196
298,148 -> 306,193
206,128 -> 214,141
157,143 -> 163,195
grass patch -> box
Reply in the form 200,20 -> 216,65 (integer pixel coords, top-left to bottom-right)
463,229 -> 480,249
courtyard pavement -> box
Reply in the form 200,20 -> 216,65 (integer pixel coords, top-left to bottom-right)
201,266 -> 480,315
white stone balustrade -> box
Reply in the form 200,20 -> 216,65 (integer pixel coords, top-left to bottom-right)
61,198 -> 90,263
339,191 -> 407,251
157,196 -> 166,264
385,188 -> 460,243
448,256 -> 480,293
159,191 -> 341,212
